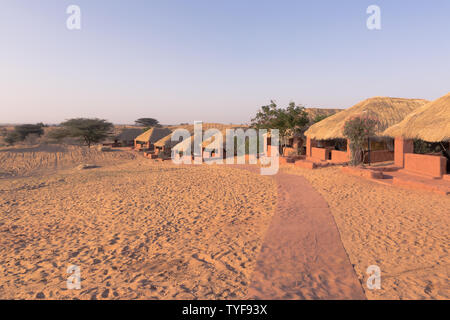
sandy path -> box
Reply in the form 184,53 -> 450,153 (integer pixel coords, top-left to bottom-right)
283,165 -> 449,300
238,166 -> 366,299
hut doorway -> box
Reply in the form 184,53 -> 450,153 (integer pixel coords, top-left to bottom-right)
363,137 -> 394,164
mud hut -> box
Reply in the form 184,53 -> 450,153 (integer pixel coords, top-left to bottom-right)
134,127 -> 172,151
304,97 -> 429,163
114,128 -> 144,147
383,92 -> 450,177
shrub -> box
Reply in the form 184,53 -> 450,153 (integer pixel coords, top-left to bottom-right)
343,115 -> 380,166
4,132 -> 21,146
14,124 -> 44,141
24,133 -> 40,145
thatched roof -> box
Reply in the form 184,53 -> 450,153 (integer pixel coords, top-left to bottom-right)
154,123 -> 248,147
116,128 -> 143,141
305,108 -> 342,123
135,127 -> 172,143
202,127 -> 248,148
383,92 -> 450,142
154,125 -> 195,148
304,97 -> 429,140
154,134 -> 178,148
171,124 -> 248,151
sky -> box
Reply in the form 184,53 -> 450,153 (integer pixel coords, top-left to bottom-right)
0,0 -> 449,125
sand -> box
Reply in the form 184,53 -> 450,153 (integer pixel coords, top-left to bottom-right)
0,145 -> 137,178
241,166 -> 365,299
283,165 -> 450,300
0,146 -> 277,299
1,144 -> 448,300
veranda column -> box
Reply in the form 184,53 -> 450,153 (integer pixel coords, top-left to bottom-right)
306,136 -> 313,157
346,139 -> 351,161
394,137 -> 414,167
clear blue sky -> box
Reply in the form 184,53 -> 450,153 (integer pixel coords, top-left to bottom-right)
1,0 -> 449,124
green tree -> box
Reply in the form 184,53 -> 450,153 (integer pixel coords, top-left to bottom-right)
343,115 -> 380,166
251,100 -> 279,130
48,127 -> 70,143
51,118 -> 114,148
135,118 -> 160,127
251,101 -> 309,155
282,102 -> 309,137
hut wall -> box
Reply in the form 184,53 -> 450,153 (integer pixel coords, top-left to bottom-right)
404,153 -> 447,178
363,150 -> 394,163
122,140 -> 134,147
310,147 -> 331,161
331,150 -> 349,163
306,137 -> 317,157
283,147 -> 296,156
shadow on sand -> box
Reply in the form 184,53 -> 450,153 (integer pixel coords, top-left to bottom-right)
0,145 -> 67,153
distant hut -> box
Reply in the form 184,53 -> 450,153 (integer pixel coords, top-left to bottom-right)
201,128 -> 245,159
114,128 -> 144,147
171,124 -> 248,160
154,134 -> 178,156
134,127 -> 172,151
383,92 -> 450,177
153,125 -> 195,157
304,97 -> 429,163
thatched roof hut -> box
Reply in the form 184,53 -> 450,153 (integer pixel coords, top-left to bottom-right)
135,127 -> 172,143
202,127 -> 248,148
383,92 -> 450,142
304,97 -> 429,140
154,125 -> 195,149
154,134 -> 178,149
116,128 -> 143,142
154,123 -> 247,148
171,124 -> 248,151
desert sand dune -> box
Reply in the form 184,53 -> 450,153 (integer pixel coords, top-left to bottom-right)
0,145 -> 137,178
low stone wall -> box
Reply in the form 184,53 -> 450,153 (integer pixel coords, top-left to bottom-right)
295,160 -> 316,169
331,150 -> 349,163
393,177 -> 449,195
341,166 -> 384,179
311,147 -> 331,161
404,153 -> 447,178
